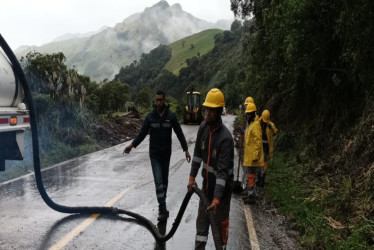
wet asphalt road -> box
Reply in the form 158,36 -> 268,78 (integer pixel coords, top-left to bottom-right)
0,115 -> 299,250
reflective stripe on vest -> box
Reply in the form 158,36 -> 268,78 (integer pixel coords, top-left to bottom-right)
202,163 -> 233,176
196,235 -> 208,242
193,155 -> 202,164
216,178 -> 226,187
162,123 -> 171,128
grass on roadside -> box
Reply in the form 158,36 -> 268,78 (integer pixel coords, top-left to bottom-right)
266,153 -> 374,249
40,141 -> 100,168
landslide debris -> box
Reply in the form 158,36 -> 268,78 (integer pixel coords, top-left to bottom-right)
90,107 -> 143,147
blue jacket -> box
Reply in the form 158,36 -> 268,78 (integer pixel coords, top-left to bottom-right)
132,105 -> 188,159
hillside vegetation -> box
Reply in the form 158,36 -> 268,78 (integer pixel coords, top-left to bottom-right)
114,25 -> 243,99
164,29 -> 223,75
113,1 -> 374,247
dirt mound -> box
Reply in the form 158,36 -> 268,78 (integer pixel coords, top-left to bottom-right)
90,108 -> 143,147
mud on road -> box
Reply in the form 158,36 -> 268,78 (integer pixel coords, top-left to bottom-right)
247,193 -> 301,249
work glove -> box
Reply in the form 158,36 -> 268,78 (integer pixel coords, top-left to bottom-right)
187,176 -> 197,193
207,198 -> 219,214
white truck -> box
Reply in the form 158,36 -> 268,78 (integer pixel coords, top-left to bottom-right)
0,49 -> 30,171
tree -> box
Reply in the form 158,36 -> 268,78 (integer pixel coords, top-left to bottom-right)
114,44 -> 172,88
22,51 -> 68,100
134,87 -> 152,109
95,81 -> 130,113
230,19 -> 243,37
21,51 -> 93,105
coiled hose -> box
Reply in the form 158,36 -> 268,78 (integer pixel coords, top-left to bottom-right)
0,34 -> 223,249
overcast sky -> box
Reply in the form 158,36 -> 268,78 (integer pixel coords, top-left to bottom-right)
1,0 -> 234,50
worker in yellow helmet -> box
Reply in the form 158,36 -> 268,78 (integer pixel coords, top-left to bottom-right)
187,88 -> 234,249
242,102 -> 264,204
240,96 -> 257,197
244,96 -> 254,108
240,96 -> 260,195
243,96 -> 260,121
258,109 -> 278,187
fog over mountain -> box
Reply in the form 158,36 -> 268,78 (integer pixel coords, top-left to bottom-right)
51,26 -> 110,43
16,1 -> 232,81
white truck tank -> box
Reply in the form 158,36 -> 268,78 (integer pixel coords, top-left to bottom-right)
0,49 -> 24,107
0,49 -> 30,171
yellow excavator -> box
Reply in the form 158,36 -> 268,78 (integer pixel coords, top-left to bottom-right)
183,90 -> 203,124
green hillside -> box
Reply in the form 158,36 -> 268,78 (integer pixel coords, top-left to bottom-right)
164,29 -> 223,75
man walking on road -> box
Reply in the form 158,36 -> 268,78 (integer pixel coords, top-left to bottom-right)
124,90 -> 191,222
187,88 -> 234,249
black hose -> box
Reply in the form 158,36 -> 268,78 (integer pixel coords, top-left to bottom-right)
0,34 -> 223,249
117,187 -> 223,249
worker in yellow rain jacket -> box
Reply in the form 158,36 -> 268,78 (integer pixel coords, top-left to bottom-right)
240,97 -> 254,192
258,109 -> 278,187
243,103 -> 264,204
240,96 -> 260,195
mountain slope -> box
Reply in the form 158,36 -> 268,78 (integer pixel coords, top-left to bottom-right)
164,29 -> 223,75
16,1 -> 231,82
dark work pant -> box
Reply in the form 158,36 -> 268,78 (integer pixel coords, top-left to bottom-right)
195,189 -> 231,249
150,156 -> 171,212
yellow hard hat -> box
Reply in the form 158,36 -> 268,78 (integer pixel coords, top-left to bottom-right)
245,103 -> 257,113
244,96 -> 254,107
203,88 -> 225,108
262,109 -> 271,123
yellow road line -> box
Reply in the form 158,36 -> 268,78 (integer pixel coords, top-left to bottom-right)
49,182 -> 137,250
244,205 -> 260,250
49,214 -> 100,250
105,182 -> 137,207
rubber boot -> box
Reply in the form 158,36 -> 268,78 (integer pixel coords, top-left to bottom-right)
243,189 -> 256,204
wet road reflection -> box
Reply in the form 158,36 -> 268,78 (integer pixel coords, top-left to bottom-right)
0,115 -> 298,249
